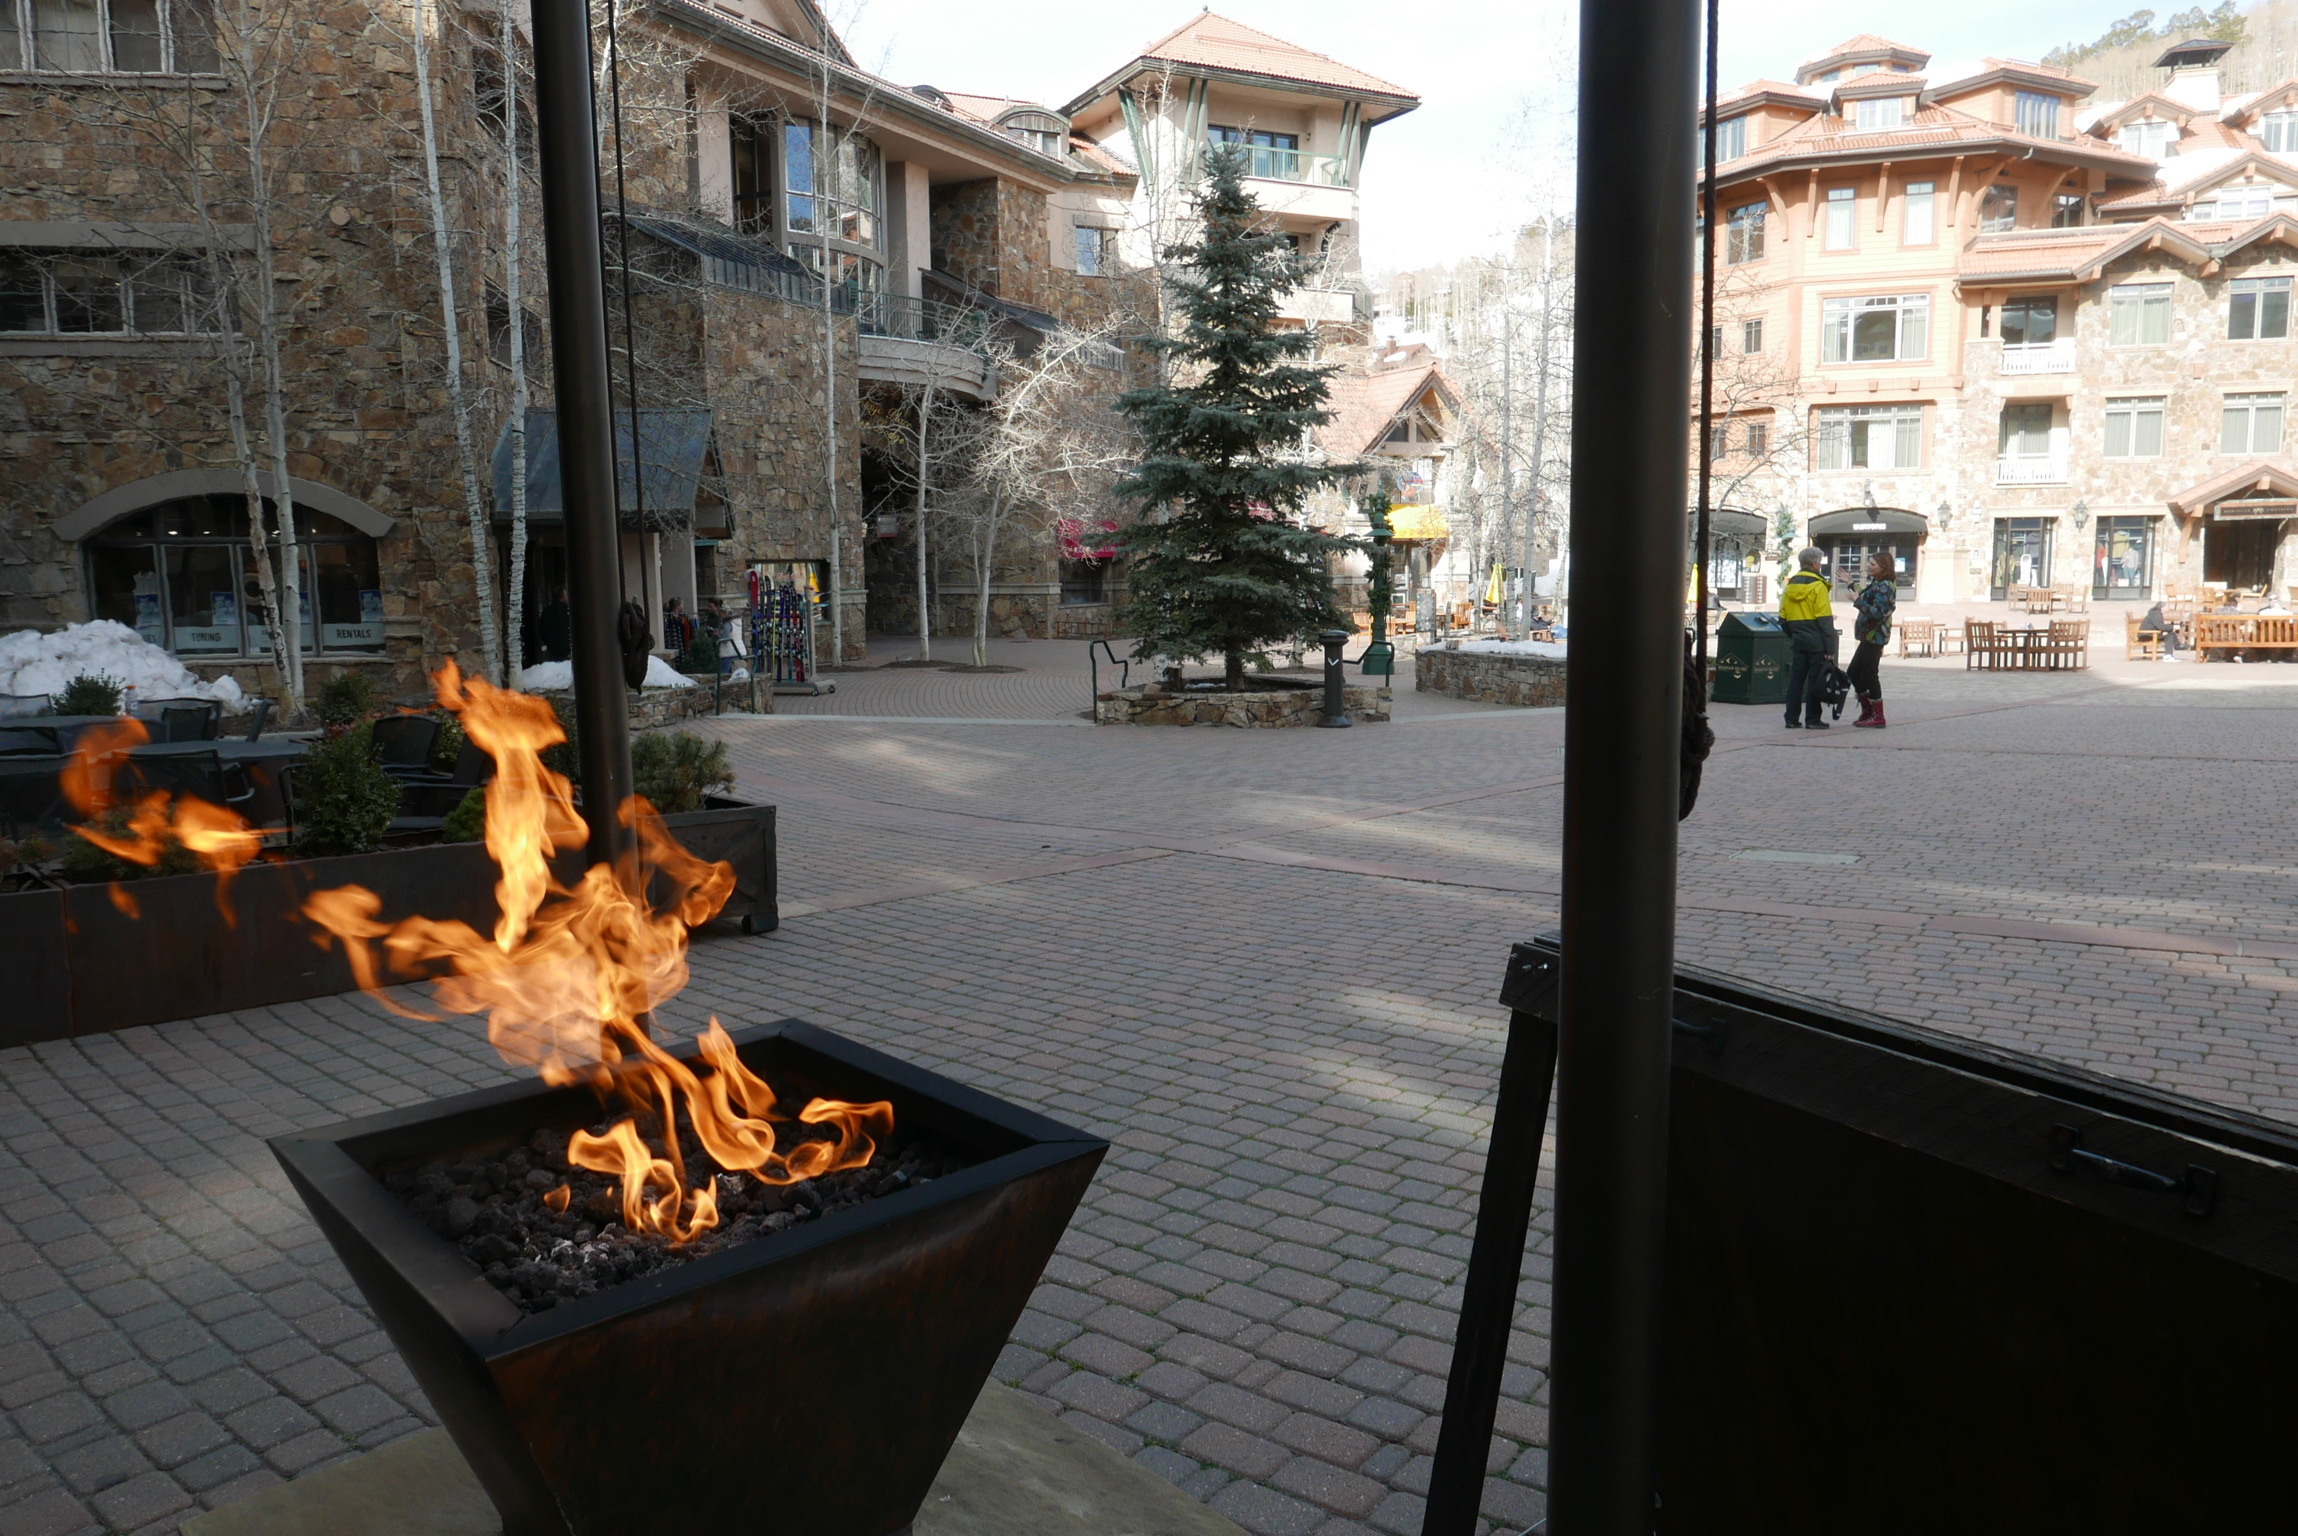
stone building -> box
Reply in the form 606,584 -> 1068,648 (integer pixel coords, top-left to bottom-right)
1701,32 -> 2298,605
1,3 -> 1421,697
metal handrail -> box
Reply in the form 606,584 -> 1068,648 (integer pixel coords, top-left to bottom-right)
853,291 -> 997,361
1087,640 -> 1130,716
1226,145 -> 1350,186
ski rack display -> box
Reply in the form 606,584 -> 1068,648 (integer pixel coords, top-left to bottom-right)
747,562 -> 834,697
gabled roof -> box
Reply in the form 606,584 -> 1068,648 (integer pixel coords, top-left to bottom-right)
1958,218 -> 2214,283
1797,34 -> 1929,84
2098,148 -> 2298,211
1835,70 -> 1926,101
1064,11 -> 1417,117
1708,93 -> 2151,185
2211,210 -> 2298,258
1707,78 -> 1827,122
1929,56 -> 2098,101
1316,364 -> 1456,459
2090,90 -> 2204,132
2226,79 -> 2298,123
2167,460 -> 2298,516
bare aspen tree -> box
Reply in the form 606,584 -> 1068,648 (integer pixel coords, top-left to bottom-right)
406,0 -> 502,681
500,0 -> 532,682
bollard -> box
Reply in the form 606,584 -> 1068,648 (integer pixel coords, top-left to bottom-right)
1318,629 -> 1352,728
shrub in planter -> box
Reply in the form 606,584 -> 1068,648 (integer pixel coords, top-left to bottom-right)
56,673 -> 124,716
441,785 -> 487,843
295,723 -> 401,855
430,714 -> 466,773
62,812 -> 201,882
634,730 -> 735,813
316,671 -> 380,728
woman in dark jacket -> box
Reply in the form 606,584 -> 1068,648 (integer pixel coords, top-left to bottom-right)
1849,552 -> 1896,728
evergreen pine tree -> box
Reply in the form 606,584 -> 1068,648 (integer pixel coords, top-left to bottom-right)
1113,144 -> 1362,689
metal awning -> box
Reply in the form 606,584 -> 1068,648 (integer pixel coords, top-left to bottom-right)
624,215 -> 822,303
489,408 -> 714,532
1388,503 -> 1450,540
1706,508 -> 1768,540
1807,507 -> 1928,536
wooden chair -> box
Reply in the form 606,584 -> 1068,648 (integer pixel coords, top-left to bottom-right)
2125,611 -> 2162,661
1964,619 -> 1998,670
2055,585 -> 2089,614
2048,619 -> 2090,670
1897,618 -> 1939,659
1937,619 -> 1966,655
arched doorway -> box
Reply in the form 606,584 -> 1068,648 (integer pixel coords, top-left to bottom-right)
58,472 -> 394,660
1807,507 -> 1926,595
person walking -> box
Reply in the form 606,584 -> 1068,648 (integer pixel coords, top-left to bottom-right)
537,587 -> 572,664
1848,551 -> 1896,728
1777,546 -> 1838,730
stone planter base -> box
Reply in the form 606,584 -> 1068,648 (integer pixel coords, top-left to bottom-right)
1095,681 -> 1391,726
531,686 -> 718,729
1416,648 -> 1566,707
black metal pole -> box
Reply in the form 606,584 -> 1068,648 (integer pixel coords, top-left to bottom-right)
1422,1006 -> 1559,1535
530,0 -> 635,866
1549,0 -> 1696,1526
1317,629 -> 1351,728
1694,0 -> 1719,671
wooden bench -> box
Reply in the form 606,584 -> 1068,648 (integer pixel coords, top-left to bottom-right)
1898,618 -> 1940,659
2194,613 -> 2298,659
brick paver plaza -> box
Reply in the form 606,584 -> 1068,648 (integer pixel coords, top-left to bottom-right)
4,634 -> 2295,1536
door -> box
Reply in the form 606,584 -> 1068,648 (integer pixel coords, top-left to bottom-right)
2092,517 -> 2154,600
2202,519 -> 2285,592
1991,519 -> 2053,601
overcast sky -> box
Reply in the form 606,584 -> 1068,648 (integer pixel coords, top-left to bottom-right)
835,0 -> 2132,274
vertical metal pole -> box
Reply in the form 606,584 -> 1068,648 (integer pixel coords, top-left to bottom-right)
530,0 -> 635,865
1550,0 -> 1696,1527
1694,0 -> 1719,673
1316,630 -> 1351,728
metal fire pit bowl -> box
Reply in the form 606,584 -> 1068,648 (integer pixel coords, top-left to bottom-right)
270,1020 -> 1106,1536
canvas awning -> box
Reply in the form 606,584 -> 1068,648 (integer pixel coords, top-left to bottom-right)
489,408 -> 714,532
1387,504 -> 1450,540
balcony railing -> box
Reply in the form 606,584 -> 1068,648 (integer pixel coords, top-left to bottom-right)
1995,453 -> 2069,485
853,291 -> 997,361
1220,144 -> 1350,187
1999,339 -> 2077,376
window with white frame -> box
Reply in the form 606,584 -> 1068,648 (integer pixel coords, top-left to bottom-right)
2102,396 -> 2165,458
1726,201 -> 1766,264
2229,275 -> 2291,339
1902,180 -> 1935,244
1742,317 -> 1764,353
1999,402 -> 2054,459
1000,112 -> 1069,159
2193,183 -> 2277,220
2262,110 -> 2298,153
0,0 -> 215,71
2015,90 -> 2060,139
85,498 -> 384,659
0,249 -> 223,335
1823,186 -> 1856,249
1821,293 -> 1929,363
1853,96 -> 1906,130
2120,118 -> 2174,157
2221,391 -> 2286,453
1746,420 -> 1769,457
2108,282 -> 2173,345
1713,115 -> 1746,160
1979,183 -> 2019,232
1814,404 -> 1922,471
1074,225 -> 1116,277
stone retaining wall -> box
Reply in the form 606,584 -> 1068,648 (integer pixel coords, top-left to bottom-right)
1096,682 -> 1391,726
1416,648 -> 1567,707
534,685 -> 724,731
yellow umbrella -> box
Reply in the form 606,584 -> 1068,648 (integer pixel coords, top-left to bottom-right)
1484,562 -> 1504,605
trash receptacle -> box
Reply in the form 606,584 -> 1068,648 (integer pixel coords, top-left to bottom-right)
1712,610 -> 1790,705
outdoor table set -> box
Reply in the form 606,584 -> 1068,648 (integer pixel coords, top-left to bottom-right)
1965,619 -> 2090,672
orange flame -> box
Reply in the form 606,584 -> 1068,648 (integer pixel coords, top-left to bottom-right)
303,661 -> 890,1244
62,715 -> 264,921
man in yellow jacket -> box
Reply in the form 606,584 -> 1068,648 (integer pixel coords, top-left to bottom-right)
1777,547 -> 1839,730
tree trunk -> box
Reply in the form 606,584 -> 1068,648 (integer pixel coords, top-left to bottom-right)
1525,222 -> 1556,633
1224,649 -> 1244,690
502,0 -> 529,684
242,110 -> 303,711
915,378 -> 934,659
224,360 -> 291,694
971,491 -> 1004,669
412,0 -> 502,682
816,65 -> 845,668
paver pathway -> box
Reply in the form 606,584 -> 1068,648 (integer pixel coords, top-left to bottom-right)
2,638 -> 2293,1536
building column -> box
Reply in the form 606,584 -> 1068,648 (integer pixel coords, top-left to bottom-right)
883,161 -> 932,300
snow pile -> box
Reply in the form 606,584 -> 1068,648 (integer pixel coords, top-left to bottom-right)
0,622 -> 247,710
1455,638 -> 1569,661
515,658 -> 698,692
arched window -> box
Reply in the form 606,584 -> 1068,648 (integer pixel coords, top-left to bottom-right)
84,496 -> 385,657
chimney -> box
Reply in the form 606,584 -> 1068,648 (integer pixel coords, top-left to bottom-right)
2164,65 -> 2222,112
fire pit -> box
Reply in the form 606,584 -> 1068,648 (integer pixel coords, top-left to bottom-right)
273,1017 -> 1104,1536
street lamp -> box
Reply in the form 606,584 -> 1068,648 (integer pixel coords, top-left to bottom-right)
1360,496 -> 1396,680
2070,498 -> 2091,532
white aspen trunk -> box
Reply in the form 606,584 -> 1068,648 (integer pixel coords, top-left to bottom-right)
224,358 -> 292,691
815,66 -> 845,667
972,491 -> 1004,668
502,0 -> 529,684
1498,273 -> 1514,636
1524,224 -> 1555,631
412,0 -> 502,682
914,378 -> 934,658
236,15 -> 303,711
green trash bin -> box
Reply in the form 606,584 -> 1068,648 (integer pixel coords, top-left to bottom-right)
1712,611 -> 1790,705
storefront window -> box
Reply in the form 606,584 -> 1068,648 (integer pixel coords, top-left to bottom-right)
2093,516 -> 2154,599
1991,517 -> 2053,599
84,496 -> 385,658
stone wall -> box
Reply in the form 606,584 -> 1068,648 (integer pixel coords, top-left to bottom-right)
1097,681 -> 1391,726
1416,648 -> 1567,707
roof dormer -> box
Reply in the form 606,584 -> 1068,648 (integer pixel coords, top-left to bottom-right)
1833,70 -> 1924,130
1796,34 -> 1929,87
1929,58 -> 2094,140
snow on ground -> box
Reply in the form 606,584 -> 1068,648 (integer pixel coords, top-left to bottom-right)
0,622 -> 247,709
1455,638 -> 1569,660
515,658 -> 696,691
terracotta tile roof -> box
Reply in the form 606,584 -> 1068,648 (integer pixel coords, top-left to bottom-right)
1956,217 -> 2220,282
1718,78 -> 1826,109
1133,11 -> 1415,101
1835,69 -> 1926,93
1712,94 -> 2149,182
1070,137 -> 1137,177
1317,365 -> 1451,459
1803,34 -> 1927,65
2096,147 -> 2287,210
